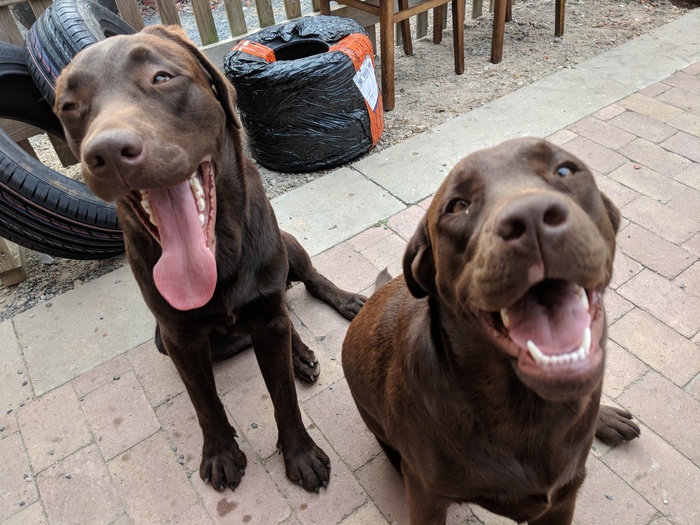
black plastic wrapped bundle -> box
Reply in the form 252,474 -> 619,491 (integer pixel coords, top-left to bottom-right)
224,16 -> 383,173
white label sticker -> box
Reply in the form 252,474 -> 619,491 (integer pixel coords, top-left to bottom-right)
353,55 -> 379,110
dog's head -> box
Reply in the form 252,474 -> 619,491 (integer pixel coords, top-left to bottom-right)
404,138 -> 620,401
54,25 -> 243,311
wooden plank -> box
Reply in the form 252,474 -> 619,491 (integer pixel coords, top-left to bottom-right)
472,0 -> 482,18
0,119 -> 43,142
17,138 -> 37,158
416,11 -> 426,39
114,0 -> 145,30
0,238 -> 29,286
28,0 -> 51,17
283,0 -> 300,20
191,0 -> 219,45
223,0 -> 247,36
48,133 -> 78,167
255,0 -> 275,28
0,6 -> 23,45
154,0 -> 180,25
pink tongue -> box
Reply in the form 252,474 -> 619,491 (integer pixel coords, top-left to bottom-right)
148,181 -> 217,310
506,282 -> 590,355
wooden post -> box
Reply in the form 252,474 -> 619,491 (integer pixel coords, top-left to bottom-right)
0,238 -> 29,286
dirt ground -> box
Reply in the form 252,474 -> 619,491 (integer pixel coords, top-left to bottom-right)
0,0 -> 696,319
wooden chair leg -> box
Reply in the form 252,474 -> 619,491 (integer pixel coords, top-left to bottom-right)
506,0 -> 512,22
555,0 -> 565,36
398,0 -> 413,55
433,5 -> 444,44
319,0 -> 331,15
379,5 -> 396,110
452,0 -> 464,74
490,0 -> 507,63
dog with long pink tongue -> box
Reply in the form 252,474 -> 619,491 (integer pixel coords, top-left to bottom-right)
342,138 -> 641,525
54,25 -> 367,496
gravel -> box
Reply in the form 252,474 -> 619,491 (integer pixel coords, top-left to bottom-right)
0,0 -> 693,320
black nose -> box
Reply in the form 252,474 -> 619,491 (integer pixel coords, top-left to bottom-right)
496,193 -> 570,249
83,128 -> 145,178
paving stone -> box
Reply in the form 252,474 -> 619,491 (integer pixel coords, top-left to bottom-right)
546,128 -> 578,145
386,205 -> 425,242
681,62 -> 700,75
603,339 -> 648,400
661,131 -> 700,163
568,116 -> 636,150
345,225 -> 393,252
602,424 -> 700,525
618,93 -> 684,122
109,432 -> 198,524
1,503 -> 47,525
608,162 -> 690,204
418,195 -> 433,210
662,71 -> 700,96
655,86 -> 700,116
604,289 -> 634,325
647,517 -> 674,525
318,323 -> 349,360
674,261 -> 700,298
286,284 -> 348,341
0,320 -> 33,413
81,371 -> 160,460
337,502 -> 390,525
562,136 -> 627,174
0,410 -> 17,436
355,453 -> 408,524
682,232 -> 700,258
37,445 -> 123,525
0,433 -> 38,522
610,308 -> 700,386
167,503 -> 214,525
303,378 -> 380,472
213,345 -> 261,397
686,373 -> 700,402
127,339 -> 185,407
264,429 -> 366,525
621,195 -> 698,245
639,81 -> 672,98
593,172 -> 639,209
156,391 -> 205,473
617,269 -> 700,338
618,138 -> 693,178
574,455 -> 656,525
359,232 -> 407,278
608,111 -> 677,143
71,355 -> 131,399
610,248 -> 644,290
616,223 -> 695,278
667,111 -> 700,137
192,441 -> 292,525
592,103 -> 626,121
618,371 -> 700,465
666,184 -> 700,223
17,383 -> 92,473
311,243 -> 379,294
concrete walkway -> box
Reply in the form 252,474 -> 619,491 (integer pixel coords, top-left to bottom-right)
1,10 -> 699,525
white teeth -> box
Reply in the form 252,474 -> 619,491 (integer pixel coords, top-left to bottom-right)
501,309 -> 510,329
139,173 -> 207,230
527,326 -> 592,367
149,214 -> 157,226
199,214 -> 205,226
574,285 -> 589,311
140,198 -> 151,213
197,198 -> 206,212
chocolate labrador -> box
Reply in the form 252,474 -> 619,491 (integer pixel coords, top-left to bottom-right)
54,25 -> 366,493
343,138 -> 640,524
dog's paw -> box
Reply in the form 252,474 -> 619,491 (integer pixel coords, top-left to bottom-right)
595,405 -> 641,445
282,439 -> 331,493
200,441 -> 247,491
336,292 -> 367,320
292,345 -> 321,383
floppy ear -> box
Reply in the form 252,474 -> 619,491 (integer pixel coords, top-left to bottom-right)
403,215 -> 437,299
142,25 -> 242,131
600,192 -> 620,234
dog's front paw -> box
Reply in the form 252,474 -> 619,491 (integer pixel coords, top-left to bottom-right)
595,405 -> 641,445
336,292 -> 367,320
200,440 -> 247,491
282,438 -> 331,493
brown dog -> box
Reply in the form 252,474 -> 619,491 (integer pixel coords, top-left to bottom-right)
343,138 -> 640,524
54,25 -> 366,493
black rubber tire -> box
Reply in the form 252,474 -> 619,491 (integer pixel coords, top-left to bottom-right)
25,0 -> 135,105
10,0 -> 119,30
0,42 -> 123,259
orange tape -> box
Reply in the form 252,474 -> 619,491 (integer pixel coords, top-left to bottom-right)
330,34 -> 384,147
232,40 -> 276,63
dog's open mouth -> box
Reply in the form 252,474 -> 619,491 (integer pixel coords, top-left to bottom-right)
475,279 -> 605,387
126,158 -> 217,311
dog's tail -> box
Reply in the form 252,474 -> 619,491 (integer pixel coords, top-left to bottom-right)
374,268 -> 392,294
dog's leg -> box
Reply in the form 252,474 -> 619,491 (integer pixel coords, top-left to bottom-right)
404,473 -> 449,525
159,326 -> 247,491
595,405 -> 641,444
282,231 -> 366,319
528,486 -> 578,525
249,293 -> 331,492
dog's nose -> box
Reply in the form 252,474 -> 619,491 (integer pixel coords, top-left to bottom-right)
496,193 -> 570,247
83,128 -> 145,178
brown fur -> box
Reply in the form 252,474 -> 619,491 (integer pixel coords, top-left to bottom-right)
54,25 -> 365,493
343,138 -> 640,524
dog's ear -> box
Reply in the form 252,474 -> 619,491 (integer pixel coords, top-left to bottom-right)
142,25 -> 242,130
403,215 -> 436,299
600,192 -> 620,234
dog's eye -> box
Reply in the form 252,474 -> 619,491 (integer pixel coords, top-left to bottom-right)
556,163 -> 577,177
448,199 -> 470,214
153,72 -> 172,85
61,102 -> 79,112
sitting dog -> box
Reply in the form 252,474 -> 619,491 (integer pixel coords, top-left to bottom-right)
342,138 -> 640,524
54,25 -> 366,493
